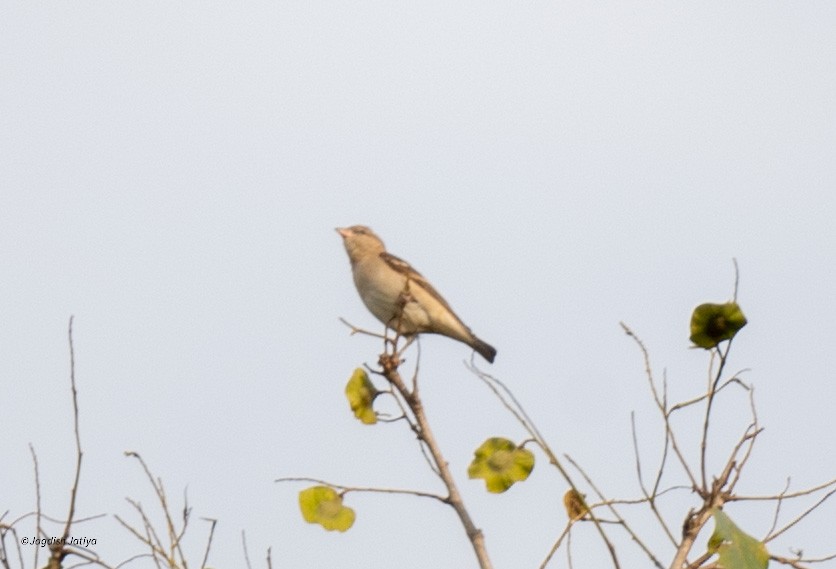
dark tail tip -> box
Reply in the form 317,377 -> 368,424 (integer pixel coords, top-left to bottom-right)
473,338 -> 497,363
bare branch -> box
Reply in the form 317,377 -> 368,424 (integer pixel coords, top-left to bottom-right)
469,363 -> 625,568
242,530 -> 252,569
342,301 -> 495,568
199,517 -> 217,569
467,363 -> 541,442
700,341 -> 733,492
378,354 -> 492,568
731,477 -> 836,502
564,454 -> 664,569
338,317 -> 387,340
470,363 -> 622,569
1,520 -> 25,569
765,486 -> 836,543
771,551 -> 836,568
369,358 -> 442,477
726,382 -> 760,493
275,477 -> 448,503
115,499 -> 167,560
30,444 -> 43,569
621,323 -> 698,488
64,316 -> 84,541
651,371 -> 671,499
732,258 -> 740,302
42,316 -> 86,569
539,523 -> 572,569
121,451 -> 191,566
630,413 -> 678,547
61,545 -> 118,569
765,478 -> 793,539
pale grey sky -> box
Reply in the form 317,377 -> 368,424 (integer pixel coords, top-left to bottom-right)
2,2 -> 836,568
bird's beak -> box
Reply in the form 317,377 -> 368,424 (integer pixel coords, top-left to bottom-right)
335,227 -> 350,239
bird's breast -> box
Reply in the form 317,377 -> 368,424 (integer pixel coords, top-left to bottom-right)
353,261 -> 430,334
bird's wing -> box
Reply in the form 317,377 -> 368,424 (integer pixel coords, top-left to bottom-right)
379,251 -> 460,317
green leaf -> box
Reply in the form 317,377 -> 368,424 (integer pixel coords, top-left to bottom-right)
298,486 -> 355,532
468,437 -> 535,493
345,368 -> 379,425
708,509 -> 769,569
690,302 -> 748,349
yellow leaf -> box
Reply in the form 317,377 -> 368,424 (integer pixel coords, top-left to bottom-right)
298,486 -> 356,532
468,437 -> 535,493
345,368 -> 378,425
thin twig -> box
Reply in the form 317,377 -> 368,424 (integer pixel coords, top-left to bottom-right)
651,371 -> 672,499
538,523 -> 572,569
667,372 -> 749,414
771,552 -> 834,568
2,513 -> 25,569
123,451 -> 190,566
732,258 -> 740,302
242,530 -> 252,569
700,340 -> 732,491
113,553 -> 153,569
29,444 -> 43,569
115,500 -> 166,559
64,316 -> 84,541
199,517 -> 217,569
275,477 -> 448,503
46,316 -> 85,569
471,364 -> 622,569
630,413 -> 677,547
765,486 -> 836,543
765,478 -> 792,539
731,477 -> 836,502
620,323 -> 698,489
60,544 -> 118,569
468,365 -> 538,439
726,381 -> 759,493
338,317 -> 387,340
564,454 -> 664,569
601,486 -> 693,506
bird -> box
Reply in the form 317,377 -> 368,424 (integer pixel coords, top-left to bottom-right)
336,225 -> 497,363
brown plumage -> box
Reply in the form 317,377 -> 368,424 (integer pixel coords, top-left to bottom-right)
336,225 -> 496,363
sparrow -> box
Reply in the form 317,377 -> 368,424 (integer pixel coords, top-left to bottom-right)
336,225 -> 497,363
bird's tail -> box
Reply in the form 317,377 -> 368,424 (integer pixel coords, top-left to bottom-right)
471,337 -> 497,364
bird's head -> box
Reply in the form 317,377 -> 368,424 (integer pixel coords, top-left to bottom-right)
336,225 -> 386,263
